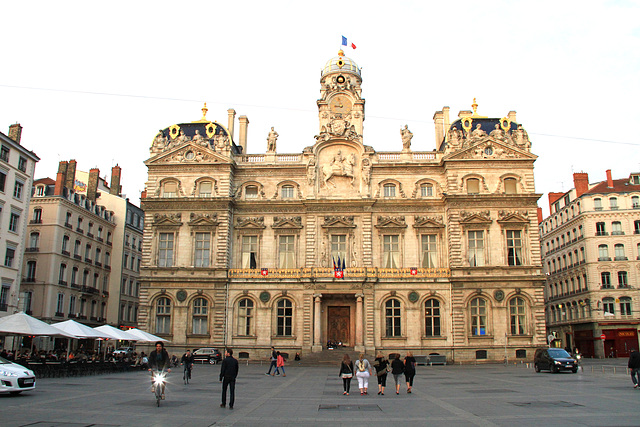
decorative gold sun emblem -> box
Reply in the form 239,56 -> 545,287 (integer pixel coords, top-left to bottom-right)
169,124 -> 181,139
205,122 -> 217,139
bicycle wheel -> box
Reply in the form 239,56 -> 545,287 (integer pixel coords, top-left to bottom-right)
155,385 -> 162,406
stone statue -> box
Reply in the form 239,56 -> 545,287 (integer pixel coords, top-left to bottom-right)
344,153 -> 356,176
401,125 -> 413,150
175,129 -> 189,145
447,127 -> 462,151
489,124 -> 505,140
267,127 -> 278,152
512,125 -> 531,150
307,159 -> 316,186
471,123 -> 487,139
151,131 -> 167,153
361,158 -> 371,185
192,129 -> 207,146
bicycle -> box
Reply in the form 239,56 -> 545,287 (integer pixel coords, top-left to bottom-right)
152,369 -> 167,407
183,363 -> 192,384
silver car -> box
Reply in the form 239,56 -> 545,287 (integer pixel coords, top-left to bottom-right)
0,356 -> 36,395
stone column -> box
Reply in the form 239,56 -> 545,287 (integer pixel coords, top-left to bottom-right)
355,293 -> 364,352
312,294 -> 323,352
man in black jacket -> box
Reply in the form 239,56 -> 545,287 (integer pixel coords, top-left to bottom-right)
148,341 -> 171,398
628,350 -> 640,388
219,348 -> 239,409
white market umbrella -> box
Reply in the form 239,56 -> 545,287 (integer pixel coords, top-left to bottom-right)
93,324 -> 138,341
0,312 -> 77,338
125,328 -> 169,343
52,320 -> 113,339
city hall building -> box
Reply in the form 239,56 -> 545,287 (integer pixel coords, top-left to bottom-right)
139,51 -> 546,362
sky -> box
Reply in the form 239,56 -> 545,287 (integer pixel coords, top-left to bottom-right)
1,1 -> 639,217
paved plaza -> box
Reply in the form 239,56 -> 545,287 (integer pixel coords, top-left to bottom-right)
1,359 -> 638,427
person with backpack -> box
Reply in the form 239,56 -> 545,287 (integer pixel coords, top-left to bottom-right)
355,353 -> 373,395
339,353 -> 354,395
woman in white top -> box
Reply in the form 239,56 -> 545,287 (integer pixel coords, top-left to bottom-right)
355,353 -> 373,395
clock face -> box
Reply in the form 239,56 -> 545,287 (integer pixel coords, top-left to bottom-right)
330,96 -> 352,113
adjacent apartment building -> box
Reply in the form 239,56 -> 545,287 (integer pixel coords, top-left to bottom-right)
0,124 -> 39,326
20,161 -> 142,349
540,170 -> 640,358
139,51 -> 546,363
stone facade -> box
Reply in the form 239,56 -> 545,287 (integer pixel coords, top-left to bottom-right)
139,52 -> 546,362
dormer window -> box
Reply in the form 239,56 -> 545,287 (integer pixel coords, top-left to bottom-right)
198,181 -> 213,197
631,174 -> 640,185
504,178 -> 517,194
383,183 -> 396,198
281,185 -> 294,199
162,181 -> 178,198
420,183 -> 433,197
467,178 -> 480,194
35,185 -> 45,197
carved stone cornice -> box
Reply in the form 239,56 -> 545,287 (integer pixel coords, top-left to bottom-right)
321,215 -> 356,228
188,213 -> 219,227
235,217 -> 265,229
374,216 -> 407,229
413,215 -> 445,229
272,216 -> 303,229
152,213 -> 182,227
497,210 -> 529,225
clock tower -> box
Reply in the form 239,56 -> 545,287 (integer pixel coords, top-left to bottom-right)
317,50 -> 364,141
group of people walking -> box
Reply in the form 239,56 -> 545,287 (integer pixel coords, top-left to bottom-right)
339,352 -> 416,396
265,346 -> 287,376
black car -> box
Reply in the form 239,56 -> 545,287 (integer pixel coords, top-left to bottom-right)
534,348 -> 578,373
192,348 -> 222,364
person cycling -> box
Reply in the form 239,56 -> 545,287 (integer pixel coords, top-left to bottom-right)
181,349 -> 195,382
148,341 -> 171,399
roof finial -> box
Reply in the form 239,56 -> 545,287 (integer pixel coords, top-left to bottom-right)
338,49 -> 345,57
201,102 -> 208,121
471,98 -> 478,116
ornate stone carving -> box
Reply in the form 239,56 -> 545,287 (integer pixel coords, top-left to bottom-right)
151,131 -> 168,154
361,158 -> 371,186
413,215 -> 444,228
460,210 -> 491,221
272,216 -> 303,229
236,217 -> 265,229
322,151 -> 356,188
153,213 -> 182,226
322,215 -> 356,228
188,213 -> 218,226
375,216 -> 407,228
401,125 -> 413,151
498,210 -> 528,219
307,158 -> 316,186
267,127 -> 278,153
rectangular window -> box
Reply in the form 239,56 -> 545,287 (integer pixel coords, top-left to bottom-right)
421,234 -> 437,268
0,170 -> 6,192
278,235 -> 295,268
506,230 -> 523,266
382,235 -> 400,268
56,293 -> 64,314
467,178 -> 480,194
158,233 -> 174,267
420,184 -> 433,197
468,230 -> 485,266
4,247 -> 15,267
241,235 -> 258,269
198,181 -> 212,197
383,184 -> 396,198
0,285 -> 10,311
0,145 -> 9,162
9,212 -> 19,232
331,234 -> 347,266
194,232 -> 210,267
163,182 -> 177,197
18,156 -> 27,172
281,186 -> 294,199
13,181 -> 23,199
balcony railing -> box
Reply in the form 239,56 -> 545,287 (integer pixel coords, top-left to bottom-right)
228,267 -> 451,279
596,231 -> 608,236
614,256 -> 628,261
73,254 -> 82,260
61,250 -> 70,256
58,280 -> 67,286
25,247 -> 39,252
55,311 -> 64,317
598,257 -> 612,261
22,277 -> 36,283
29,219 -> 42,224
64,222 -> 73,229
76,227 -> 84,234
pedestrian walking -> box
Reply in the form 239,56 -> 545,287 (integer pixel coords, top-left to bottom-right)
219,348 -> 239,409
390,353 -> 405,395
355,353 -> 373,395
404,351 -> 417,393
339,353 -> 354,395
274,351 -> 286,376
266,346 -> 277,375
374,352 -> 389,395
628,349 -> 640,388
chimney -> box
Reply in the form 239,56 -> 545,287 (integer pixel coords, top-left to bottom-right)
8,124 -> 22,144
65,160 -> 77,191
443,106 -> 450,130
606,169 -> 613,188
87,168 -> 100,202
458,110 -> 472,119
54,171 -> 65,196
110,165 -> 122,196
507,111 -> 517,123
548,192 -> 565,213
433,110 -> 444,146
227,109 -> 236,141
573,172 -> 589,197
238,115 -> 249,154
537,207 -> 543,224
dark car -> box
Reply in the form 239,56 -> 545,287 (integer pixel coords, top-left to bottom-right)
534,348 -> 578,373
192,348 -> 222,364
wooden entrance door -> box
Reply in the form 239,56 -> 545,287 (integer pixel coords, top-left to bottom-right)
327,306 -> 350,346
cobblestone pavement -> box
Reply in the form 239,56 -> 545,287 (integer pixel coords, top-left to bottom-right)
1,359 -> 638,427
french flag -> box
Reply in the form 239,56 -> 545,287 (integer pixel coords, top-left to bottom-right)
341,36 -> 356,50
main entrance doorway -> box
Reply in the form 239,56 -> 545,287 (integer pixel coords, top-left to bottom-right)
327,306 -> 350,346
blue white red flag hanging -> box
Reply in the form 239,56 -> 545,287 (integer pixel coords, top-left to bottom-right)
333,256 -> 344,279
341,36 -> 357,49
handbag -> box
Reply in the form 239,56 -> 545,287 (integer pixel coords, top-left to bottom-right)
341,373 -> 353,378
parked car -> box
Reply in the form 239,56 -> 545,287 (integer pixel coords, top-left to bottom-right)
112,347 -> 134,355
0,356 -> 36,395
534,348 -> 578,373
193,348 -> 222,364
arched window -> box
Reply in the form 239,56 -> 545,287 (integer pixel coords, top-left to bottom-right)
383,183 -> 396,198
614,244 -> 626,260
245,185 -> 258,199
155,297 -> 171,334
470,297 -> 487,335
609,197 -> 618,209
281,184 -> 294,199
467,178 -> 480,194
198,180 -> 213,197
594,198 -> 602,210
598,245 -> 609,260
237,298 -> 254,336
618,271 -> 628,288
29,232 -> 39,249
162,181 -> 178,197
276,299 -> 293,336
632,196 -> 639,208
424,299 -> 441,337
385,299 -> 402,337
420,183 -> 433,197
26,260 -> 37,281
611,221 -> 623,235
504,178 -> 517,194
508,297 -> 525,335
192,297 -> 208,335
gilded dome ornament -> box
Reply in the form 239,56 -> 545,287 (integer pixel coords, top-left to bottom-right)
500,117 -> 511,132
205,122 -> 216,139
461,117 -> 473,133
169,124 -> 181,139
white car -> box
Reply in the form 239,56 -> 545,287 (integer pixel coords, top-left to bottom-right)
0,356 -> 36,395
112,347 -> 134,355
